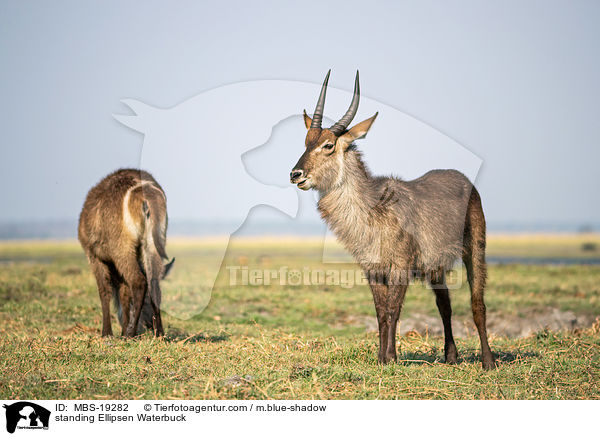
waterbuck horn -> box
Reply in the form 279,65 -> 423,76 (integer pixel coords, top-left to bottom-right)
309,69 -> 331,129
329,70 -> 360,136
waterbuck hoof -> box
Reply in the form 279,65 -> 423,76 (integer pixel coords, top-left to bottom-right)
445,355 -> 458,365
482,358 -> 497,371
378,353 -> 397,365
445,344 -> 458,364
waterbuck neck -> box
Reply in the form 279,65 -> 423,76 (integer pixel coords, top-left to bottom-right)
319,148 -> 372,193
317,149 -> 379,235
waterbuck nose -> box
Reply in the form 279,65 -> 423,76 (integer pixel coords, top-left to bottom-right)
290,169 -> 304,182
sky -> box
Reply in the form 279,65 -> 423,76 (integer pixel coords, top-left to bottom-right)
1,1 -> 599,228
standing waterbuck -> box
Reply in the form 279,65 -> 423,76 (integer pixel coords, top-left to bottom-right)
290,71 -> 496,369
78,169 -> 174,337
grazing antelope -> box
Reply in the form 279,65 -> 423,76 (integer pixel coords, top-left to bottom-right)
78,169 -> 174,337
290,71 -> 496,370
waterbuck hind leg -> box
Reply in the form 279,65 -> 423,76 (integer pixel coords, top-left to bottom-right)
465,261 -> 496,370
117,281 -> 132,336
145,257 -> 165,337
89,257 -> 114,337
152,307 -> 164,337
464,192 -> 496,370
125,282 -> 146,338
431,282 -> 458,364
117,256 -> 148,338
149,284 -> 164,337
465,254 -> 496,370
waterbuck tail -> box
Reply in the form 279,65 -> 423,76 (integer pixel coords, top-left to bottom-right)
140,184 -> 170,308
121,179 -> 172,334
133,181 -> 172,335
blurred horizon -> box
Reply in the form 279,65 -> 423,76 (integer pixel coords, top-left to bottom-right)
1,218 -> 598,240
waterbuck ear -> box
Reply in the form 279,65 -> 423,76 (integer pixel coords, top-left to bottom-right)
303,110 -> 312,130
338,113 -> 378,146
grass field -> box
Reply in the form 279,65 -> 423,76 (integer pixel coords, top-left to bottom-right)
1,235 -> 599,400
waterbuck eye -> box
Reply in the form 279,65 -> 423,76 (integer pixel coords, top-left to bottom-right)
323,143 -> 334,150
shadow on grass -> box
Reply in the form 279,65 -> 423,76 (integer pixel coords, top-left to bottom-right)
399,349 -> 540,366
164,328 -> 229,344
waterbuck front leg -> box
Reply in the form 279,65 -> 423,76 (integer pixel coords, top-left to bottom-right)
368,275 -> 390,364
385,277 -> 408,363
89,257 -> 114,337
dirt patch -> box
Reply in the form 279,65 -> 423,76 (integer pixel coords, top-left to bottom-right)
341,309 -> 598,338
486,308 -> 597,338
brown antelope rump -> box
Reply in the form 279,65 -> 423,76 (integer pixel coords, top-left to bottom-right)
78,169 -> 174,337
290,71 -> 496,370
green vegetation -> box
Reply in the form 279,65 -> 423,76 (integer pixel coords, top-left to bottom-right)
1,236 -> 599,399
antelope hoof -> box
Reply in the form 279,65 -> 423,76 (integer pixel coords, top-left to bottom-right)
445,344 -> 458,364
152,315 -> 164,337
482,357 -> 497,371
378,352 -> 389,364
445,355 -> 458,365
378,352 -> 397,365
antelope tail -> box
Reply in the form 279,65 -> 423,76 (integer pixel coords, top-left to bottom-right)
140,187 -> 172,310
117,180 -> 174,332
